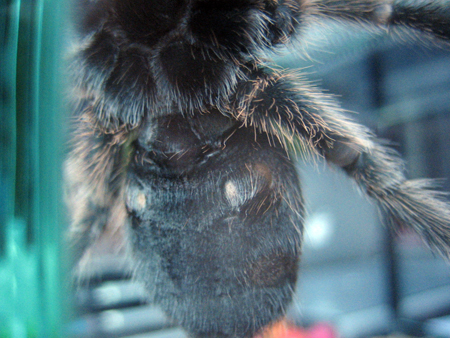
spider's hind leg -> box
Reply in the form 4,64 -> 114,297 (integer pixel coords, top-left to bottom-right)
295,0 -> 450,43
230,65 -> 450,259
65,105 -> 134,277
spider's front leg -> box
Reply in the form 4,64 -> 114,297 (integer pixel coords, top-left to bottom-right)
125,110 -> 303,338
229,64 -> 450,259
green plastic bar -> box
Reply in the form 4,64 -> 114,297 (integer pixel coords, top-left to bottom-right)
0,0 -> 69,336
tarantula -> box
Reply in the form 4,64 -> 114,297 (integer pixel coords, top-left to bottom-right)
65,1 -> 450,337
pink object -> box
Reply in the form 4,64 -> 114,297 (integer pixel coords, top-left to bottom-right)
255,322 -> 337,338
308,323 -> 337,338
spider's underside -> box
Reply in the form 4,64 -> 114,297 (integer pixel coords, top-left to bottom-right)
66,1 -> 450,337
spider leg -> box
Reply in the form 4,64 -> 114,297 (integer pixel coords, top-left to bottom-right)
295,0 -> 450,42
229,64 -> 450,259
65,103 -> 133,276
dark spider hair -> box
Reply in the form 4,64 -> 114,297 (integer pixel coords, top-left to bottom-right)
66,1 -> 450,337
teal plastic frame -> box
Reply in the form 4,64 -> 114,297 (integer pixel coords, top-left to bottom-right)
1,0 -> 68,337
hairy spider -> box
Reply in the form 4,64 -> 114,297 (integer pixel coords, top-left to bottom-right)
65,1 -> 450,337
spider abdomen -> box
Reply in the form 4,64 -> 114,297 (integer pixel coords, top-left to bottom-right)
126,112 -> 303,338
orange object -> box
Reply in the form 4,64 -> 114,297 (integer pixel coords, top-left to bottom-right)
256,320 -> 337,338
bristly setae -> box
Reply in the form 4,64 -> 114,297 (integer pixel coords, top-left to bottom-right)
65,1 -> 450,337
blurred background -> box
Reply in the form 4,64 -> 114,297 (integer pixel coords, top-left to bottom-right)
1,2 -> 450,338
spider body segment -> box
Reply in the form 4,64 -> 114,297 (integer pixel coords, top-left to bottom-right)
66,1 -> 450,337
